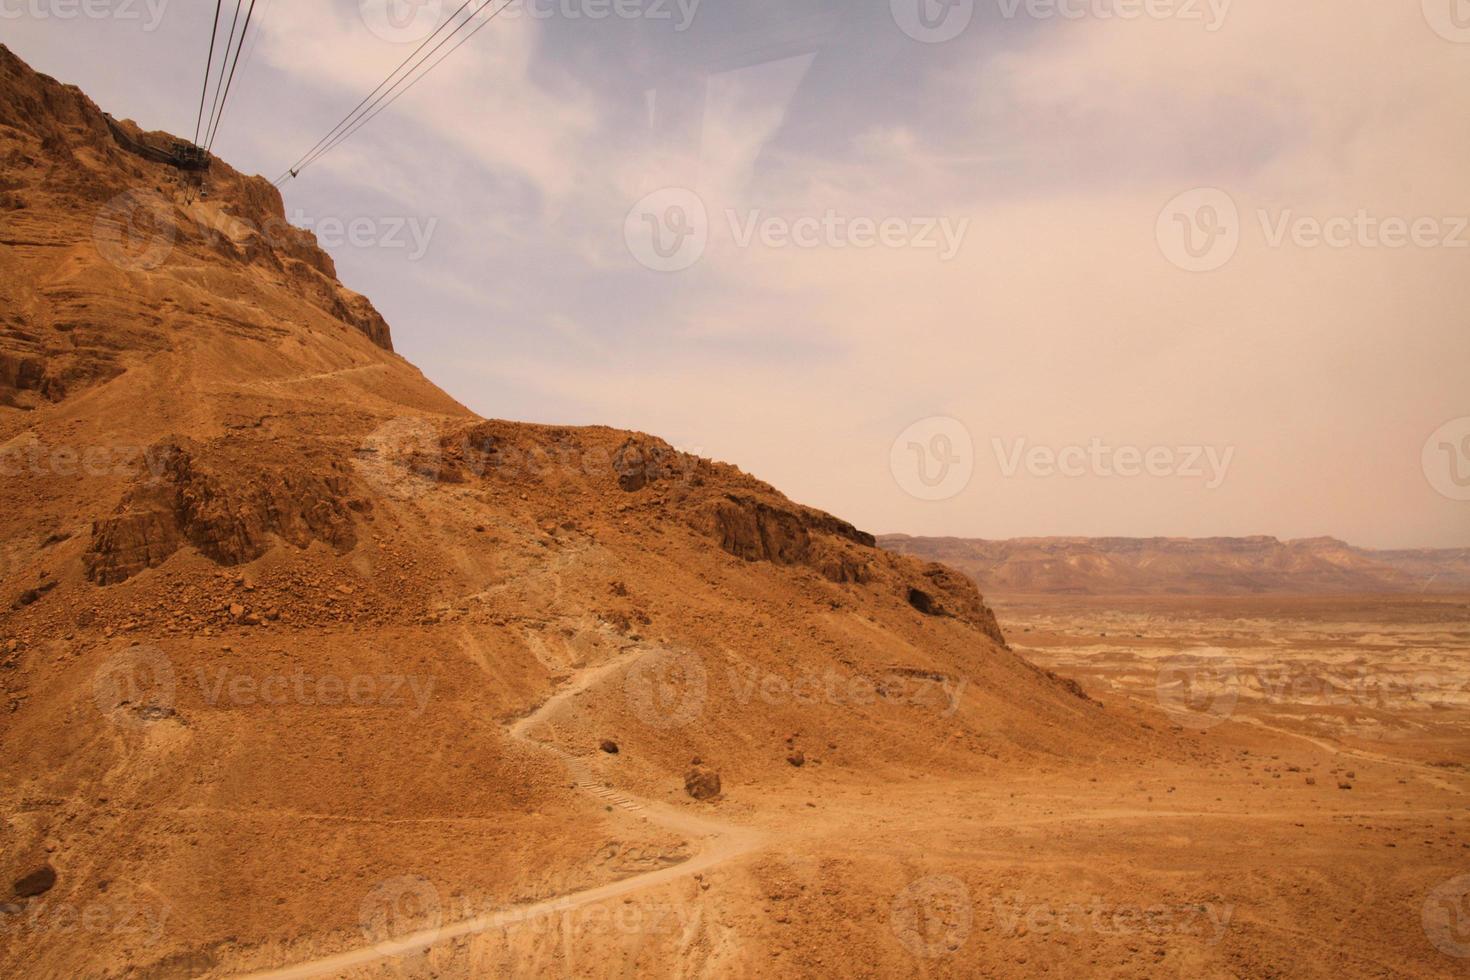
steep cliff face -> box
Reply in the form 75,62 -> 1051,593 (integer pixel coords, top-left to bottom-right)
0,43 -> 392,415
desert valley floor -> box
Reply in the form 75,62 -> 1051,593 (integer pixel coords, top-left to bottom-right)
212,595 -> 1470,978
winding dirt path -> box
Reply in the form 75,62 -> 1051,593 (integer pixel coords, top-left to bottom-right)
234,648 -> 763,980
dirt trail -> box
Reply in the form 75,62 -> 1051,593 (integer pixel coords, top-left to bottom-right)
234,648 -> 763,980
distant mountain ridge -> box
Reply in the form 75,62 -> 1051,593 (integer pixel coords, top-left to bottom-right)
877,535 -> 1470,596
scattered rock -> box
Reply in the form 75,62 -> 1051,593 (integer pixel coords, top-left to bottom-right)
13,864 -> 56,898
684,766 -> 721,800
787,751 -> 806,767
1338,781 -> 1352,790
599,740 -> 619,754
13,581 -> 56,608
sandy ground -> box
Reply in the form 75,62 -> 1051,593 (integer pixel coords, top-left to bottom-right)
999,593 -> 1470,770
196,595 -> 1470,979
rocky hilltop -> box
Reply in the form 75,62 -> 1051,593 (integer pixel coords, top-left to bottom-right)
0,46 -> 1136,977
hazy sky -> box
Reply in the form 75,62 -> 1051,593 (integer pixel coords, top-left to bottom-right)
7,0 -> 1468,548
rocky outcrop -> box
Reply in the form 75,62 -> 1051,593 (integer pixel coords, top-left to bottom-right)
612,436 -> 690,492
697,493 -> 877,585
0,44 -> 395,364
907,563 -> 1007,646
706,495 -> 816,565
85,439 -> 358,584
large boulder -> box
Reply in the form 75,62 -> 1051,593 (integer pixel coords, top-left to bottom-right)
683,766 -> 721,800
